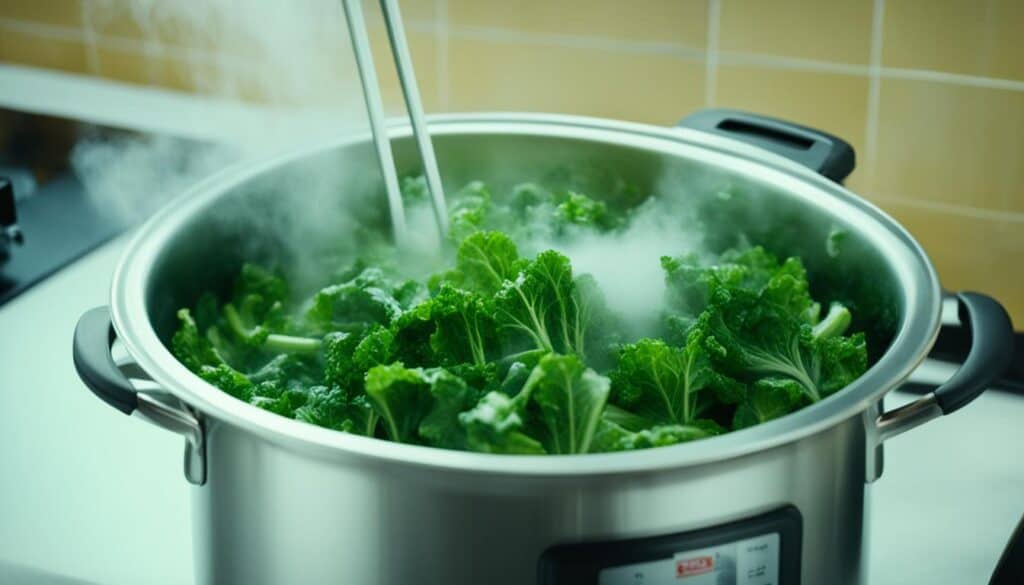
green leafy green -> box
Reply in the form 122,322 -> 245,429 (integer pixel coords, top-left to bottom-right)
171,179 -> 872,456
663,246 -> 867,404
609,333 -> 719,426
494,250 -> 595,357
526,353 -> 610,454
459,391 -> 545,454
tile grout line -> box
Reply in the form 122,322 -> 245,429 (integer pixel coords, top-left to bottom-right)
431,23 -> 707,61
871,194 -> 1024,224
717,51 -> 869,76
78,4 -> 100,75
5,17 -> 1024,96
879,67 -> 1024,92
0,18 -> 86,43
863,0 -> 885,190
435,0 -> 450,112
704,0 -> 721,107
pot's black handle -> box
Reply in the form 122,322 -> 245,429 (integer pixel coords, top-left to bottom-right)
877,292 -> 1014,444
73,306 -> 138,415
933,292 -> 1016,414
677,109 -> 856,183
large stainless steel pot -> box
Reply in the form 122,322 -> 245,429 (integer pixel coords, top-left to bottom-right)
73,111 -> 1015,585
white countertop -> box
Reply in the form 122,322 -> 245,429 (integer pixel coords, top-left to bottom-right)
0,235 -> 1021,585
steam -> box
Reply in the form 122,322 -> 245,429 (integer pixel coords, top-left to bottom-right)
71,0 -> 728,338
86,0 -> 359,109
548,197 -> 707,336
71,134 -> 237,225
73,0 -> 374,235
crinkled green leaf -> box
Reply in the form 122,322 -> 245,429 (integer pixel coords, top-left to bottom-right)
428,284 -> 498,366
593,417 -> 722,452
418,369 -> 479,449
445,231 -> 524,295
494,250 -> 596,357
365,363 -> 433,444
459,391 -> 545,454
526,353 -> 610,454
608,328 -> 732,425
171,308 -> 224,372
305,268 -> 405,332
732,377 -> 806,430
294,385 -> 378,435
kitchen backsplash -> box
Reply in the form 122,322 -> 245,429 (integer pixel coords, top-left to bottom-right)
1,0 -> 1021,323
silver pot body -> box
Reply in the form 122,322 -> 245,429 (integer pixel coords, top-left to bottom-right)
102,114 -> 950,585
193,414 -> 868,584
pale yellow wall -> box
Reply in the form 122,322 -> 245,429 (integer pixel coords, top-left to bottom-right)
1,0 -> 1022,322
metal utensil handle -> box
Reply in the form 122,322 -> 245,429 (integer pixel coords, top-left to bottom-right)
341,0 -> 409,247
875,291 -> 1015,444
342,0 -> 449,244
73,306 -> 206,485
379,0 -> 448,235
676,109 -> 856,183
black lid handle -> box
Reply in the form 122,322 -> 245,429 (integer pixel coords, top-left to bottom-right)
677,109 -> 856,183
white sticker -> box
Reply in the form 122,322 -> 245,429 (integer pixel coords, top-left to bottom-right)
735,533 -> 780,585
597,532 -> 780,585
598,557 -> 677,585
672,545 -> 731,584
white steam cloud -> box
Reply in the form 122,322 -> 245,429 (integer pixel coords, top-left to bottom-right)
71,0 -> 726,336
73,0 -> 373,230
87,0 -> 359,108
549,198 -> 706,337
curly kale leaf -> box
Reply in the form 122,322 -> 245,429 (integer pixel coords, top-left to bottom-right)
494,250 -> 595,357
524,353 -> 610,455
418,369 -> 480,449
198,364 -> 253,401
554,191 -> 620,232
447,181 -> 493,243
322,325 -> 396,395
428,284 -> 498,366
390,300 -> 435,367
732,377 -> 806,430
248,380 -> 313,417
364,364 -> 480,446
592,417 -> 722,452
458,390 -> 545,454
609,333 -> 720,426
400,175 -> 429,204
294,386 -> 378,435
171,308 -> 223,372
305,267 -> 406,333
364,363 -> 432,443
441,230 -> 524,295
704,290 -> 865,402
233,263 -> 288,311
665,248 -> 867,403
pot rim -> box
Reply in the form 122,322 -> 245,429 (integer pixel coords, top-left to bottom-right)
110,112 -> 942,476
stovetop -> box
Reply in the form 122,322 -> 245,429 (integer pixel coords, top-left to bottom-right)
0,108 -> 215,307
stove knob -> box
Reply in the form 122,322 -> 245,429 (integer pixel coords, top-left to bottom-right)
0,177 -> 23,263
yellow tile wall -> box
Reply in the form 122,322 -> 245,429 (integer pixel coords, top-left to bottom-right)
883,0 -> 1024,81
719,0 -> 874,64
447,38 -> 705,124
0,0 -> 1021,323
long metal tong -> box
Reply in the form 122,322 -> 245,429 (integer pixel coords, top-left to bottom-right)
341,0 -> 447,246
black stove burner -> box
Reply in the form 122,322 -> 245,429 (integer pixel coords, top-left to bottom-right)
0,171 -> 124,306
0,107 -> 214,307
